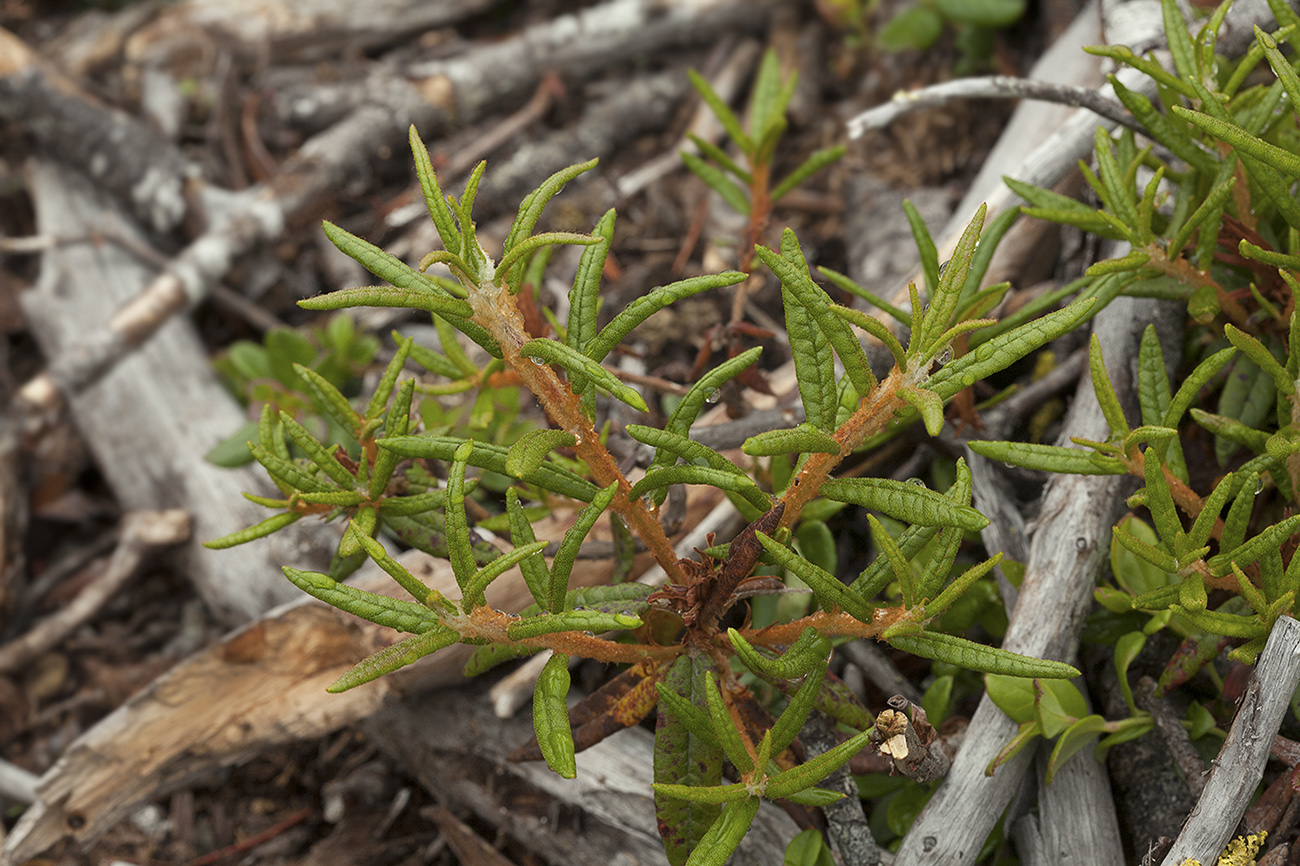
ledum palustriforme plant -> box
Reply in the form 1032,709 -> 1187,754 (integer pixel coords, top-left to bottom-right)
961,0 -> 1300,777
207,67 -> 1107,863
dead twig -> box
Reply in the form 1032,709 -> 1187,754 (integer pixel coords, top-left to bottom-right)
0,509 -> 192,675
1160,616 -> 1300,866
846,76 -> 1145,140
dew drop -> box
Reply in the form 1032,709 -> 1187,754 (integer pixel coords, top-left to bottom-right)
935,346 -> 953,366
705,390 -> 722,404
1256,477 -> 1265,494
529,356 -> 547,366
905,477 -> 927,487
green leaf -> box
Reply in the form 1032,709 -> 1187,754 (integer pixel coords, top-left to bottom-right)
629,465 -> 771,515
299,283 -> 474,319
408,126 -> 460,255
879,5 -> 943,51
768,649 -> 830,756
282,566 -> 443,633
757,232 -> 875,401
784,829 -> 836,866
1035,678 -> 1087,738
205,421 -> 259,468
547,481 -> 619,611
567,208 -> 615,355
687,68 -> 752,153
248,442 -> 331,493
763,727 -> 874,798
1172,104 -> 1300,176
586,273 -> 745,364
1046,715 -> 1108,783
463,642 -> 543,677
506,609 -> 642,640
967,440 -> 1126,475
818,268 -> 912,327
534,652 -> 577,778
899,385 -> 945,436
682,797 -> 761,866
498,231 -> 603,290
1112,522 -> 1179,574
656,348 -> 763,465
656,655 -> 726,866
682,152 -> 751,215
204,511 -> 302,549
833,304 -> 907,371
320,221 -> 464,300
869,514 -> 918,607
927,297 -> 1099,401
279,412 -> 356,488
755,531 -> 874,621
1089,333 -> 1130,439
702,672 -> 754,773
742,423 -> 841,457
686,133 -> 752,184
520,338 -> 648,413
772,146 -> 846,202
1210,352 -> 1276,464
1225,325 -> 1295,396
984,673 -> 1036,723
383,435 -> 598,501
727,627 -> 830,680
505,428 -> 577,479
903,199 -> 941,300
353,535 -> 450,612
327,625 -> 460,692
1208,514 -> 1300,576
918,204 -> 986,354
460,541 -> 549,612
935,0 -> 1024,27
781,283 -> 837,430
820,477 -> 988,530
886,632 -> 1080,678
505,160 -> 600,257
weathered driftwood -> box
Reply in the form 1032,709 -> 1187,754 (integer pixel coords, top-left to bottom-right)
893,297 -> 1152,866
363,678 -> 801,866
20,161 -> 338,623
1161,616 -> 1300,866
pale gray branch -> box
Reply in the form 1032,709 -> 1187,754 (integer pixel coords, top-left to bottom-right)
847,76 -> 1146,140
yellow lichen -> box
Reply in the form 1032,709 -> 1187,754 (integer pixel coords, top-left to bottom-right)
1179,831 -> 1268,866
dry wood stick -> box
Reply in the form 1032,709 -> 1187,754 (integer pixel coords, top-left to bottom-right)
1160,616 -> 1300,866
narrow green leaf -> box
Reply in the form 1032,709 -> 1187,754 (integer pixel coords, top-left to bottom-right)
1089,333 -> 1130,439
1143,445 -> 1183,543
967,440 -> 1126,475
899,385 -> 945,436
656,348 -> 763,466
924,553 -> 1003,621
1166,347 -> 1236,427
279,412 -> 356,488
408,126 -> 460,255
885,632 -> 1080,678
463,642 -> 543,677
781,282 -> 837,430
868,514 -> 917,607
381,435 -> 599,501
755,531 -> 874,621
534,652 -> 577,778
818,267 -> 912,327
283,565 -> 444,633
505,159 -> 600,257
903,199 -> 941,299
548,482 -> 619,611
505,428 -> 578,479
1225,324 -> 1295,396
656,655 -> 725,866
820,477 -> 989,531
353,535 -> 450,611
772,146 -> 846,202
763,727 -> 874,798
627,425 -> 752,476
1112,522 -> 1179,573
460,541 -> 549,612
919,204 -> 986,353
1172,105 -> 1300,176
506,609 -> 643,640
682,152 -> 751,215
741,423 -> 841,457
327,626 -> 461,692
204,512 -> 301,549
568,209 -> 615,355
726,627 -> 829,680
756,233 -> 875,400
248,442 -> 331,493
833,304 -> 907,371
293,364 -> 361,436
687,68 -> 752,153
586,273 -> 745,364
520,338 -> 648,413
445,441 -> 476,589
927,297 -> 1099,401
498,231 -> 602,288
686,133 -> 752,184
299,284 -> 473,319
321,221 -> 464,300
768,648 -> 830,755
1208,514 -> 1300,576
629,465 -> 771,515
702,672 -> 755,773
364,336 -> 414,421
